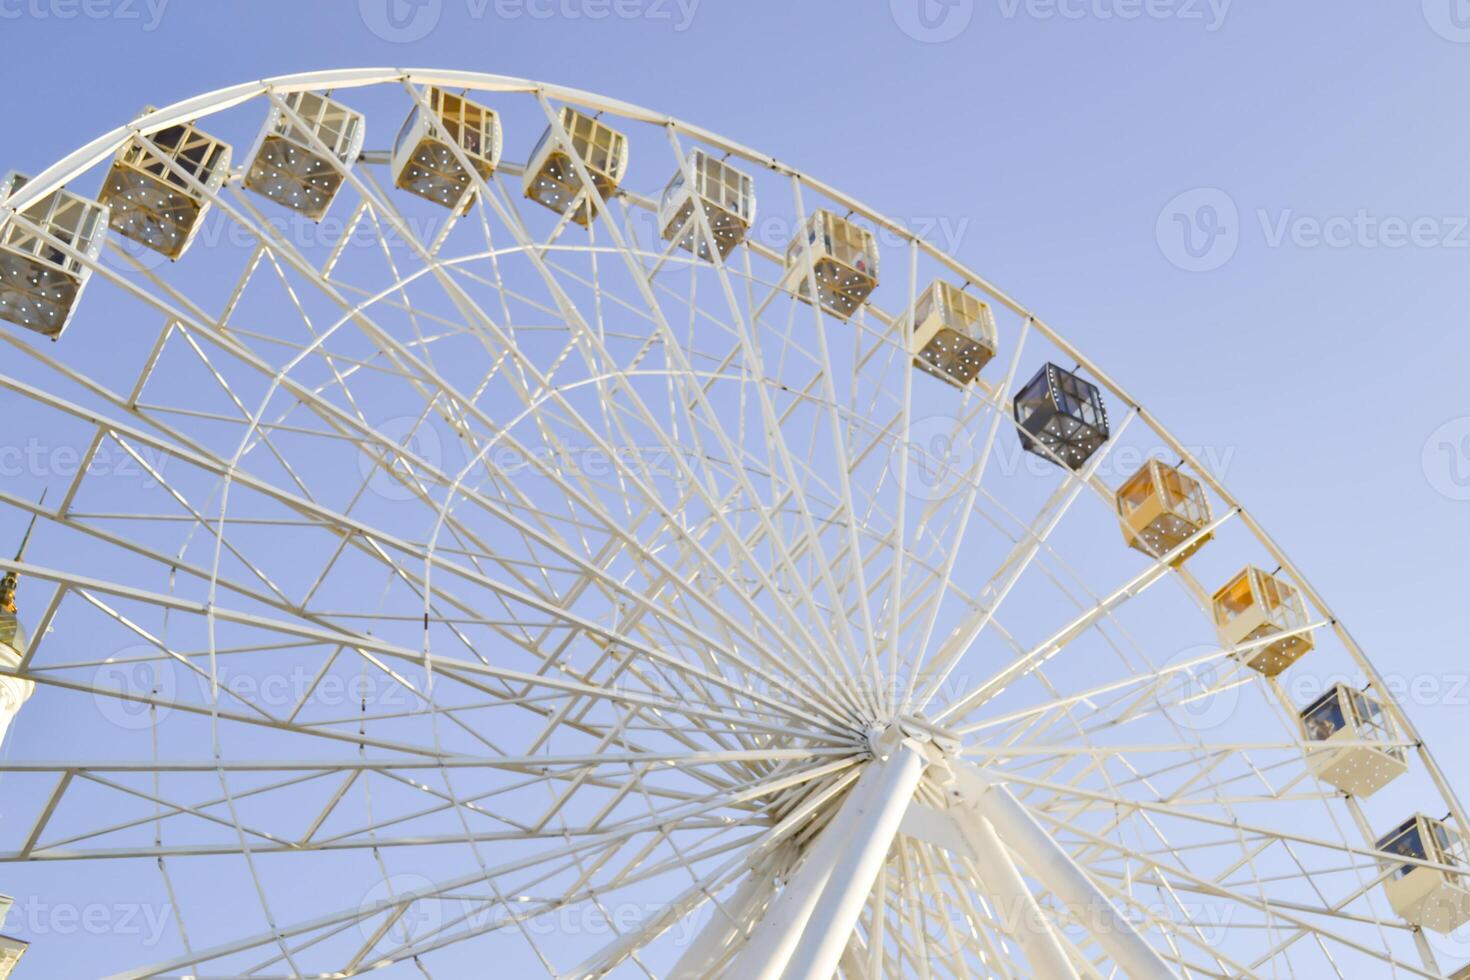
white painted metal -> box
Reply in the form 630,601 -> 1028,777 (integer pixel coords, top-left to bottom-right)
953,808 -> 1081,980
953,767 -> 1176,980
0,647 -> 31,748
783,737 -> 929,979
667,857 -> 782,980
729,758 -> 897,978
0,69 -> 1459,978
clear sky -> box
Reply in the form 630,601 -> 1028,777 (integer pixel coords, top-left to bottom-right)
1,0 -> 1469,974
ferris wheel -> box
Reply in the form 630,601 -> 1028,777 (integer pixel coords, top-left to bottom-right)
0,67 -> 1466,978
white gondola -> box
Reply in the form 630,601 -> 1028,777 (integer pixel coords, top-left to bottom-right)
392,87 -> 501,213
1299,684 -> 1407,797
522,106 -> 628,226
1211,566 -> 1314,676
900,280 -> 997,386
1116,459 -> 1212,564
0,171 -> 107,339
100,110 -> 231,259
780,209 -> 878,319
244,91 -> 365,221
658,149 -> 755,260
1377,814 -> 1470,933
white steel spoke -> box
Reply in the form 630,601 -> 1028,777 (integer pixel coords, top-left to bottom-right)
0,68 -> 1458,978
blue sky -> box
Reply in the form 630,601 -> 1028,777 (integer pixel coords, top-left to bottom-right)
2,0 -> 1470,974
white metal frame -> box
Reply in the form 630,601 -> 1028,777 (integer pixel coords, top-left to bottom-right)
0,69 -> 1460,978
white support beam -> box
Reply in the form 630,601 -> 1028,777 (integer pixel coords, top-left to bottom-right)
727,765 -> 885,977
958,810 -> 1081,980
668,857 -> 783,980
783,739 -> 929,979
950,766 -> 1175,980
899,800 -> 1082,980
729,736 -> 929,979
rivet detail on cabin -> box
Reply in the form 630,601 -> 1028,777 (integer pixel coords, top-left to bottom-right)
244,90 -> 366,221
1115,459 -> 1212,564
522,106 -> 629,227
0,172 -> 107,339
392,87 -> 502,214
781,209 -> 879,320
902,281 -> 998,387
1012,363 -> 1110,470
658,149 -> 755,261
1211,566 -> 1314,676
101,111 -> 232,259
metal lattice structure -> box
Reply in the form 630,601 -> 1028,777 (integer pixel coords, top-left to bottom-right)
0,68 -> 1465,978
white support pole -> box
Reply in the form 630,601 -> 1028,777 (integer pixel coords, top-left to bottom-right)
783,739 -> 929,979
728,762 -> 887,978
952,766 -> 1176,980
668,857 -> 785,980
1412,927 -> 1441,977
729,736 -> 930,980
957,811 -> 1081,980
838,934 -> 870,980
